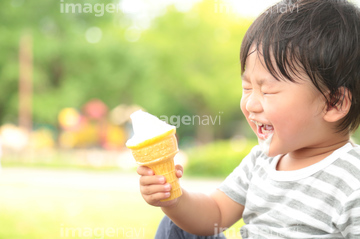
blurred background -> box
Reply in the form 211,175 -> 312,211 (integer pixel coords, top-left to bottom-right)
2,0 -> 360,238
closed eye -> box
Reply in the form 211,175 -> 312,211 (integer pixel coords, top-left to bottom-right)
242,85 -> 252,91
262,91 -> 278,95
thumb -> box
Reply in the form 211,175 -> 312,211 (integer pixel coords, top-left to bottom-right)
175,164 -> 184,178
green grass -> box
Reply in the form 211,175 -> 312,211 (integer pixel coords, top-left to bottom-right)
0,167 -> 244,239
0,183 -> 163,238
0,150 -> 124,172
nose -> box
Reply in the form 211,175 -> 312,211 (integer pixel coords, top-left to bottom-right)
245,92 -> 263,113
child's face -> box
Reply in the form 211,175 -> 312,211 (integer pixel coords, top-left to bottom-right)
240,48 -> 327,157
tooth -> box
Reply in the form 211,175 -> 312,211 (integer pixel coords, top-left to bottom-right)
264,124 -> 273,130
250,120 -> 264,127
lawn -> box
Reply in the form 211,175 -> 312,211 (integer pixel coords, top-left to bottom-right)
0,167 -> 244,239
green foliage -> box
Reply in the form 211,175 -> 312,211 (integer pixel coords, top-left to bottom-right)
185,138 -> 257,178
138,4 -> 253,138
1,0 -> 254,142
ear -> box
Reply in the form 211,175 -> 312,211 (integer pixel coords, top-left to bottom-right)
323,87 -> 352,123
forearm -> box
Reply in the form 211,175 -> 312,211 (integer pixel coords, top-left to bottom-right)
161,189 -> 221,236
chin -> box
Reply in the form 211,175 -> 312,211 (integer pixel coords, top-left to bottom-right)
268,153 -> 282,158
266,146 -> 285,157
265,150 -> 278,157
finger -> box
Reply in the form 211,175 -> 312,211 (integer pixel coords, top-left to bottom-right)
175,165 -> 183,178
139,175 -> 166,186
141,183 -> 171,196
176,170 -> 183,178
137,166 -> 154,176
144,191 -> 171,204
175,164 -> 183,172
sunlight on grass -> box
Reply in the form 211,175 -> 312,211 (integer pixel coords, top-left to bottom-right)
0,168 -> 243,239
0,171 -> 163,238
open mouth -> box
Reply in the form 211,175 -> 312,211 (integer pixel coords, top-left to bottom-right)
250,120 -> 274,140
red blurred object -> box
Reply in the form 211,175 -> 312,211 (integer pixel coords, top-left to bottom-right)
83,99 -> 108,120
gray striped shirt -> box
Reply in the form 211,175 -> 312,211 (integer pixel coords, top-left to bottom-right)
219,143 -> 360,238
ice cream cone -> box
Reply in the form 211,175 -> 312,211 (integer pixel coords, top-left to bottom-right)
128,128 -> 182,202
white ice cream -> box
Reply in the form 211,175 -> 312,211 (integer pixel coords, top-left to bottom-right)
258,133 -> 273,156
126,110 -> 175,147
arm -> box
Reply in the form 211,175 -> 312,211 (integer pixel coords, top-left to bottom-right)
162,188 -> 244,236
137,165 -> 244,236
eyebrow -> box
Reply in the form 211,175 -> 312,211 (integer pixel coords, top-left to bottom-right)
242,73 -> 277,86
242,74 -> 265,86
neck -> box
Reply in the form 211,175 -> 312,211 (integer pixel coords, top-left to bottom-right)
289,138 -> 350,160
277,138 -> 350,171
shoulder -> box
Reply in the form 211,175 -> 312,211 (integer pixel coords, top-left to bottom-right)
337,187 -> 360,236
330,143 -> 360,192
347,144 -> 360,163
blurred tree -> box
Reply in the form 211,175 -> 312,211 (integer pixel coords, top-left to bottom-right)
135,2 -> 252,141
0,0 -> 253,142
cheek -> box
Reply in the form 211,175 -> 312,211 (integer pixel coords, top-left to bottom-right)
270,110 -> 303,139
240,97 -> 248,115
240,97 -> 257,133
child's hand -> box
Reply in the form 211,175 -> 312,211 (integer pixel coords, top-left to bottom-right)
137,165 -> 183,207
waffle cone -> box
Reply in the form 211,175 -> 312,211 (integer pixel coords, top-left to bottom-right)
130,132 -> 182,201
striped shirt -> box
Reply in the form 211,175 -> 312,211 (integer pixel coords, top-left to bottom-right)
218,143 -> 360,238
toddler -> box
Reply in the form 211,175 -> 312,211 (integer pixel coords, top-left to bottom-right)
137,0 -> 360,238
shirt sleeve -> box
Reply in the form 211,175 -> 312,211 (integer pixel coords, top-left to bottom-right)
337,189 -> 360,238
217,145 -> 261,206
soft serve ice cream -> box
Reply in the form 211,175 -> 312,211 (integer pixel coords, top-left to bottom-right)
126,110 -> 176,148
258,133 -> 273,156
250,120 -> 274,156
126,110 -> 182,201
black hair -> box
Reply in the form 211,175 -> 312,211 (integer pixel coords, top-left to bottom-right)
240,0 -> 360,133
